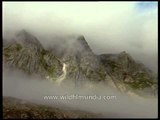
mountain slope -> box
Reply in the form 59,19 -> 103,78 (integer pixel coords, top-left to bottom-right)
98,52 -> 157,95
3,30 -> 63,79
3,30 -> 157,96
48,35 -> 106,86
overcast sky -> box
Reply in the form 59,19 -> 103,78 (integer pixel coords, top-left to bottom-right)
2,2 -> 158,73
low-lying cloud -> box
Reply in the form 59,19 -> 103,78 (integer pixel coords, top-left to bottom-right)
3,67 -> 158,118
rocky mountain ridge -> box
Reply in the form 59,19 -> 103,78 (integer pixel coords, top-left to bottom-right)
3,30 -> 157,96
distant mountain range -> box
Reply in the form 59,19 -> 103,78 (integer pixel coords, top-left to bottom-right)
3,30 -> 157,97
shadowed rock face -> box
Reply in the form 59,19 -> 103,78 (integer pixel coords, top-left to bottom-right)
3,30 -> 157,96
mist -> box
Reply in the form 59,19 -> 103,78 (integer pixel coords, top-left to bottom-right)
3,2 -> 158,73
3,67 -> 158,118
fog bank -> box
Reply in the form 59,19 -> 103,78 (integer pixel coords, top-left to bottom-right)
3,67 -> 158,118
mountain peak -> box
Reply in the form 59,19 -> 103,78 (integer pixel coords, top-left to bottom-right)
77,35 -> 85,40
120,51 -> 127,55
75,35 -> 92,52
16,29 -> 30,37
118,51 -> 134,63
119,51 -> 130,57
15,29 -> 43,51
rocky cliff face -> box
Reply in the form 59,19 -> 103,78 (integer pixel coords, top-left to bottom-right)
3,30 -> 63,79
3,30 -> 157,96
99,52 -> 157,95
50,35 -> 107,87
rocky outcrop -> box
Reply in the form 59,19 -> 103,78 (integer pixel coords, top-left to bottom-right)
98,51 -> 157,96
3,30 -> 63,79
3,30 -> 158,96
49,35 -> 106,86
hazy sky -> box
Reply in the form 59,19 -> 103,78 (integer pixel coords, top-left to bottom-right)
2,2 -> 158,73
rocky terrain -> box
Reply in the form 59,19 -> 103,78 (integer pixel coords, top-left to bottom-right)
3,30 -> 157,95
99,52 -> 157,95
3,30 -> 63,79
3,96 -> 99,119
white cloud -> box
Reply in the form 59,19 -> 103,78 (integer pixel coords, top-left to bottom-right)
2,2 -> 158,72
